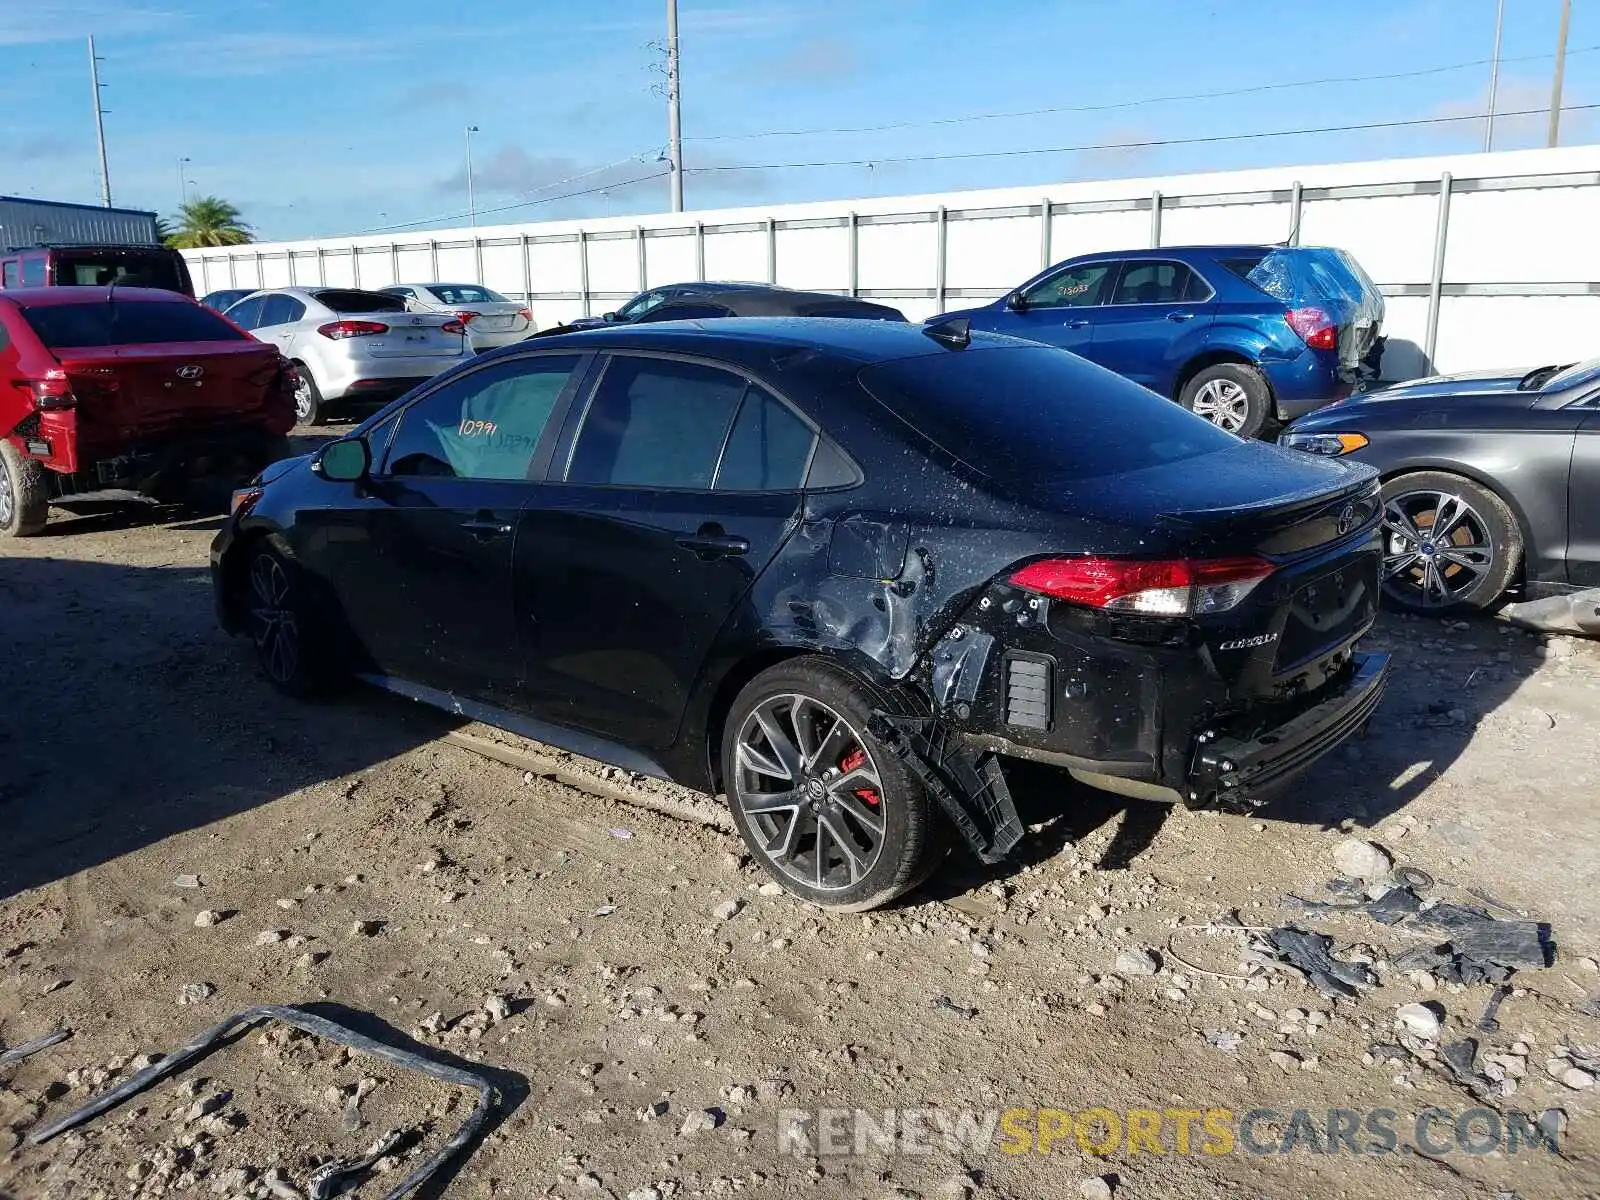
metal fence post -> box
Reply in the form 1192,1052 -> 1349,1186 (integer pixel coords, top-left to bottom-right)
473,235 -> 484,285
848,212 -> 859,297
1424,172 -> 1453,367
255,251 -> 263,289
521,234 -> 533,308
287,253 -> 297,286
351,245 -> 361,288
1288,182 -> 1303,246
1040,197 -> 1053,269
390,242 -> 400,285
766,216 -> 778,284
428,239 -> 439,279
694,221 -> 705,281
935,205 -> 948,310
578,230 -> 591,317
227,255 -> 237,288
635,226 -> 647,291
315,246 -> 326,285
1149,190 -> 1163,248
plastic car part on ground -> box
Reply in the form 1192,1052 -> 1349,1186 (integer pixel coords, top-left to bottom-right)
0,1028 -> 71,1068
1500,587 -> 1600,638
28,1004 -> 501,1200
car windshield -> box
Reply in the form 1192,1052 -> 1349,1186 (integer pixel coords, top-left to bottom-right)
431,284 -> 506,304
1543,356 -> 1600,391
859,344 -> 1238,482
21,300 -> 246,348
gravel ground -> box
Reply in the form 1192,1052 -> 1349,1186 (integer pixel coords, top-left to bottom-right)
3,489 -> 1600,1200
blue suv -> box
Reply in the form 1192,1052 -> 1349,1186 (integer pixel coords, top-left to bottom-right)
938,245 -> 1385,438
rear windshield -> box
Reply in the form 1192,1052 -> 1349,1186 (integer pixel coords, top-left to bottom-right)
22,301 -> 246,348
51,249 -> 185,292
1219,248 -> 1373,305
313,289 -> 406,314
859,345 -> 1237,482
431,284 -> 505,304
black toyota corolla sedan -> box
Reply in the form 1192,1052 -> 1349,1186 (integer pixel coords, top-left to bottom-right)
1282,356 -> 1600,615
214,318 -> 1388,909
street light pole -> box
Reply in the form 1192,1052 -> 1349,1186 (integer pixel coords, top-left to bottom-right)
666,0 -> 684,212
1548,0 -> 1572,147
1485,0 -> 1504,152
466,125 -> 480,226
176,156 -> 191,208
88,35 -> 112,207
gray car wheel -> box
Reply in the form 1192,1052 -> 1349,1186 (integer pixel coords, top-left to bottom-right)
0,440 -> 49,537
292,364 -> 328,427
1180,363 -> 1271,438
1378,472 -> 1522,615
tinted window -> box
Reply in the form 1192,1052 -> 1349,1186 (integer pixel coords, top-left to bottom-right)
259,294 -> 306,327
22,257 -> 45,287
616,289 -> 670,320
431,284 -> 505,304
1020,262 -> 1113,308
313,289 -> 406,314
385,355 -> 580,481
568,357 -> 746,488
1111,261 -> 1207,305
2,262 -> 18,288
715,385 -> 815,492
225,295 -> 266,329
21,301 -> 247,348
860,346 -> 1238,482
635,302 -> 733,323
52,249 -> 182,290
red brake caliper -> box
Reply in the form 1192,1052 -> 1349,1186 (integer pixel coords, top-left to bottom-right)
837,749 -> 880,807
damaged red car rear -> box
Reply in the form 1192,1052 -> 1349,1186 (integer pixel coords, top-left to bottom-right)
211,318 -> 1387,909
0,287 -> 295,535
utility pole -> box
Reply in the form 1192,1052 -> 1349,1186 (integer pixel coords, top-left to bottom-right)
176,156 -> 191,208
1548,0 -> 1572,147
666,0 -> 684,212
1485,0 -> 1504,151
88,35 -> 112,207
466,124 -> 480,226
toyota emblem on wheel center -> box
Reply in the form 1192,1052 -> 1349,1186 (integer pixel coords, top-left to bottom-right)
176,364 -> 204,380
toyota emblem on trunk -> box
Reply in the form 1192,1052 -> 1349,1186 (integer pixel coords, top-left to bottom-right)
176,365 -> 204,380
1336,503 -> 1357,535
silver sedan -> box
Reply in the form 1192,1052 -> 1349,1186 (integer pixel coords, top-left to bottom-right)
379,283 -> 535,350
224,287 -> 469,425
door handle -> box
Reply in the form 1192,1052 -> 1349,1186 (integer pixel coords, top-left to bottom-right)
1165,311 -> 1196,322
675,530 -> 750,558
459,516 -> 513,539
1064,319 -> 1090,329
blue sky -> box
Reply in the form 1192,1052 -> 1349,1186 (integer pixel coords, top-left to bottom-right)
2,0 -> 1595,241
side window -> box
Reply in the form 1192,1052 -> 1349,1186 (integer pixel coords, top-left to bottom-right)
1021,262 -> 1114,309
384,354 -> 581,481
714,385 -> 816,492
259,294 -> 303,326
226,296 -> 265,329
1111,261 -> 1203,306
21,257 -> 45,287
2,261 -> 18,288
634,302 -> 732,323
567,356 -> 747,489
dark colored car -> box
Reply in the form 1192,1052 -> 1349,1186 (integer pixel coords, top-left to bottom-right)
560,281 -> 775,331
1281,357 -> 1600,614
201,288 -> 255,313
545,283 -> 905,336
213,319 -> 1388,908
936,245 -> 1385,438
0,287 -> 296,536
0,244 -> 196,298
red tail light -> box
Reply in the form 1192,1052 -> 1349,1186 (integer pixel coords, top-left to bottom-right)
30,370 -> 77,410
1010,556 -> 1275,616
317,320 -> 388,340
454,310 -> 480,324
516,308 -> 532,322
441,320 -> 467,336
1285,306 -> 1338,351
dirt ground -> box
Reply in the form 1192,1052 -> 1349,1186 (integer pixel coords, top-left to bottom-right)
4,475 -> 1600,1200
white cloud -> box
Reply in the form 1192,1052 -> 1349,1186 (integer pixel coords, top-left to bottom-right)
0,1 -> 176,45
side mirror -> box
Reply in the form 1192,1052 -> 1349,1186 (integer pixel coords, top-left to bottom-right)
1005,291 -> 1028,312
317,437 -> 370,482
601,311 -> 618,322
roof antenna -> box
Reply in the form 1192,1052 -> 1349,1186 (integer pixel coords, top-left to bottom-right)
922,315 -> 971,349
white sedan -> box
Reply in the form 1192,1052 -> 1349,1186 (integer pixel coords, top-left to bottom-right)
380,283 -> 534,350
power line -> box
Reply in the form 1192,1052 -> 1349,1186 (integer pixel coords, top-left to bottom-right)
683,104 -> 1600,174
348,170 -> 672,236
685,44 -> 1600,143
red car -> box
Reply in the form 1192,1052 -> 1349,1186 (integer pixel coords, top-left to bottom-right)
0,287 -> 295,536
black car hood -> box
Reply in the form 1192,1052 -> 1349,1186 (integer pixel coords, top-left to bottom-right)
258,453 -> 310,486
1345,370 -> 1532,404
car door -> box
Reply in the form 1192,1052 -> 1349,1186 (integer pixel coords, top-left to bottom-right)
312,351 -> 589,703
1091,259 -> 1217,391
1569,402 -> 1600,586
251,293 -> 307,353
986,260 -> 1116,354
513,353 -> 812,750
223,294 -> 266,332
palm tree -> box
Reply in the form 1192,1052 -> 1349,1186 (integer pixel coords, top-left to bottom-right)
165,196 -> 253,248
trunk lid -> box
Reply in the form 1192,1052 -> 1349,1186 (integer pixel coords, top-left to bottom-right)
462,303 -> 531,335
57,340 -> 288,438
355,312 -> 468,358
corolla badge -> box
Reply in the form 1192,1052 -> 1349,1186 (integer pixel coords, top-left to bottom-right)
1218,633 -> 1278,651
176,364 -> 204,380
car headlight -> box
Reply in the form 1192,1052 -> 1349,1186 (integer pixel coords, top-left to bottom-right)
1278,431 -> 1369,456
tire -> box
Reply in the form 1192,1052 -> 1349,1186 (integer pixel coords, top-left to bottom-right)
242,542 -> 345,696
722,657 -> 940,911
1378,472 -> 1521,616
0,440 -> 50,537
1180,363 -> 1271,439
292,365 -> 329,427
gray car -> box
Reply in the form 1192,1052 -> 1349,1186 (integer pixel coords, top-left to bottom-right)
379,283 -> 534,351
224,287 -> 469,425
